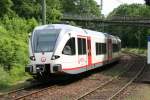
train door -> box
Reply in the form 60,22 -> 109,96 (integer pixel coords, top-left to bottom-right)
77,36 -> 88,70
87,37 -> 92,66
61,37 -> 77,68
107,39 -> 112,61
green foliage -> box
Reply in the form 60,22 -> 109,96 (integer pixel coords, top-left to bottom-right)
145,0 -> 150,6
0,17 -> 38,89
0,66 -> 30,90
0,0 -> 101,24
0,37 -> 28,68
10,0 -> 62,23
0,67 -> 10,89
11,0 -> 40,19
0,16 -> 38,40
77,0 -> 100,16
106,4 -> 150,48
0,17 -> 37,70
108,4 -> 150,17
61,0 -> 77,14
0,16 -> 38,67
122,48 -> 147,56
61,0 -> 101,17
0,0 -> 13,17
46,0 -> 62,23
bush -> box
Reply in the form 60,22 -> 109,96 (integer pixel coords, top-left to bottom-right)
0,16 -> 38,41
0,16 -> 38,89
0,65 -> 30,90
0,67 -> 10,89
0,16 -> 38,67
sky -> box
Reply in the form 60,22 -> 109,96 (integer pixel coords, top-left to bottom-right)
95,0 -> 145,16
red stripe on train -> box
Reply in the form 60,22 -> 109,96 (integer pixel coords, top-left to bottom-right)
63,60 -> 108,70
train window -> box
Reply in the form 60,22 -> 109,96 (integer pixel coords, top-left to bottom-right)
96,43 -> 101,55
102,43 -> 106,54
62,38 -> 76,55
78,38 -> 87,55
33,29 -> 60,52
82,39 -> 86,54
96,43 -> 100,55
96,43 -> 106,55
113,44 -> 119,52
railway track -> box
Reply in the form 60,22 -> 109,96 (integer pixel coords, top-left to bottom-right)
0,53 -> 143,100
75,53 -> 146,100
0,56 -> 125,100
0,79 -> 56,100
13,85 -> 57,100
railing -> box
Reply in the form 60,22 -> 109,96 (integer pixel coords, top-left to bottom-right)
61,14 -> 150,27
62,14 -> 150,21
62,13 -> 103,21
107,16 -> 150,21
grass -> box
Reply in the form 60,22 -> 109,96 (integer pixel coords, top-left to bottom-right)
122,48 -> 147,56
0,66 -> 31,93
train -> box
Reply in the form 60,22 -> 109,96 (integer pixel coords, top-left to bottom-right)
25,24 -> 121,79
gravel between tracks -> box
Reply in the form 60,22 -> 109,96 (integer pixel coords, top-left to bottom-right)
0,54 -> 136,100
76,54 -> 145,100
112,56 -> 150,100
22,54 -> 133,100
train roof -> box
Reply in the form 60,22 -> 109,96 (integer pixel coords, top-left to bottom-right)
84,29 -> 107,38
34,24 -> 84,32
34,24 -> 120,40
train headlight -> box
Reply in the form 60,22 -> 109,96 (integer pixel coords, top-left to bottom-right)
30,56 -> 36,61
51,55 -> 60,60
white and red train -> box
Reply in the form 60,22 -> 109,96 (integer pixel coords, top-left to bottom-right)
25,24 -> 121,78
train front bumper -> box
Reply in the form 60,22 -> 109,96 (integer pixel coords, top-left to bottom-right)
25,64 -> 62,74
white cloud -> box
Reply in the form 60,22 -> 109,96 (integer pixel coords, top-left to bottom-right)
95,0 -> 145,16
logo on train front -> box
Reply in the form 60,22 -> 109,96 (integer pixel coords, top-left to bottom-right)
41,57 -> 46,62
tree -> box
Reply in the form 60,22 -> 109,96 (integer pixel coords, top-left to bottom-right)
46,0 -> 62,23
0,0 -> 101,23
61,0 -> 101,17
11,0 -> 40,19
77,0 -> 101,16
11,0 -> 62,23
0,0 -> 13,17
108,4 -> 150,17
145,0 -> 150,6
61,0 -> 77,14
106,4 -> 150,48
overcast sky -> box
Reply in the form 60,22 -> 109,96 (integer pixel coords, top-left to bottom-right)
95,0 -> 145,16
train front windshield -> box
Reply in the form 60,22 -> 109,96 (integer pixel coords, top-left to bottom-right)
33,29 -> 60,53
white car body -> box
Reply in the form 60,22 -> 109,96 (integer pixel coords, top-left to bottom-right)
25,24 -> 121,76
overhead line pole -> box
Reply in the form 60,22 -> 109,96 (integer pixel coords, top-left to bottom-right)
42,0 -> 46,25
100,0 -> 103,11
100,0 -> 104,32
